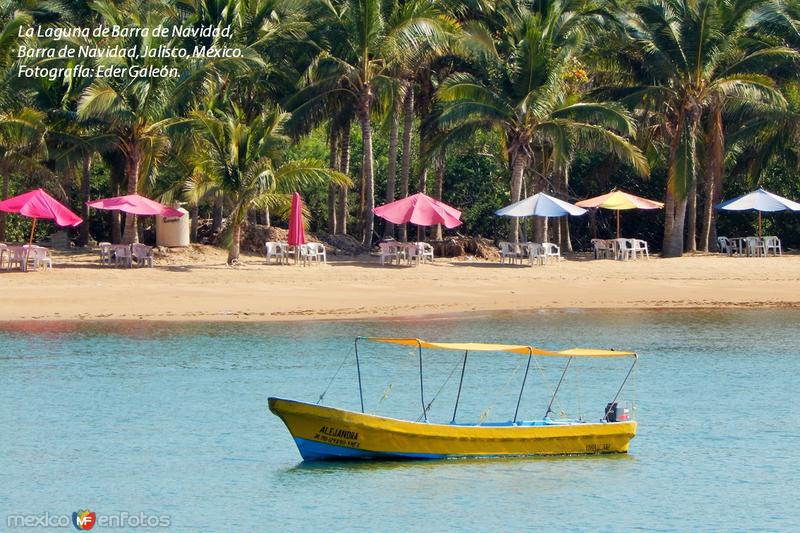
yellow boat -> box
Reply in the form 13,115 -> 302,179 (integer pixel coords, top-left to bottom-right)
269,337 -> 638,461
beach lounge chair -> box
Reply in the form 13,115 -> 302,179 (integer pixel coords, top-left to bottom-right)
379,242 -> 400,265
307,242 -> 327,264
631,239 -> 649,259
499,241 -> 524,265
132,244 -> 153,267
265,242 -> 286,264
762,236 -> 782,256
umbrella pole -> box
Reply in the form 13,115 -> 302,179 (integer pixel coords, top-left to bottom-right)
616,210 -> 620,239
28,218 -> 37,246
758,211 -> 762,237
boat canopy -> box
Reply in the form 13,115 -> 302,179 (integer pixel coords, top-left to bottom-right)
364,338 -> 636,358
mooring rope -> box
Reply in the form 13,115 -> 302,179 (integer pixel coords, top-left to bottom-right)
415,356 -> 463,422
316,345 -> 353,405
479,358 -> 524,424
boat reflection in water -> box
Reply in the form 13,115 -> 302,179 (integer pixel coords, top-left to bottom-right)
269,337 -> 638,461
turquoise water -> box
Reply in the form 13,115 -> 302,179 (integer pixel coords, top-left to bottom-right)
2,310 -> 799,531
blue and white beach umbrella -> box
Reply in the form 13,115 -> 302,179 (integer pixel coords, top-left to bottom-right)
496,192 -> 587,218
715,187 -> 800,236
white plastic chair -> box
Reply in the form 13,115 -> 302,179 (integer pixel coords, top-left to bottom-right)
762,236 -> 782,256
0,243 -> 6,269
132,244 -> 153,267
98,242 -> 112,264
379,242 -> 400,265
745,237 -> 765,257
499,241 -> 524,265
631,239 -> 649,259
31,246 -> 52,270
6,247 -> 26,271
405,244 -> 422,266
591,239 -> 611,259
114,245 -> 133,267
265,242 -> 286,264
527,243 -> 545,265
541,242 -> 562,263
717,236 -> 735,255
417,242 -> 434,264
611,238 -> 633,261
298,244 -> 319,266
307,242 -> 327,264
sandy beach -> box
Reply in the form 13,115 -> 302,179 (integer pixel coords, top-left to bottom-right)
0,246 -> 798,322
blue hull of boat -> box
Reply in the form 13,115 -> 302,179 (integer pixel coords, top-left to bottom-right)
294,437 -> 444,461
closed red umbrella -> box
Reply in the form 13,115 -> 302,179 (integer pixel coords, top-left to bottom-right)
288,192 -> 306,246
0,188 -> 82,245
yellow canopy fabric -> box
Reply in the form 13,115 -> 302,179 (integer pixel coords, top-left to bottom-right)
364,338 -> 636,358
575,190 -> 664,211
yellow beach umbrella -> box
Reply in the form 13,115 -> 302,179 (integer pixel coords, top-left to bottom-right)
576,190 -> 664,238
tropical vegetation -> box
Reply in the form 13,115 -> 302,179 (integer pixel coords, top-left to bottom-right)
2,0 -> 800,257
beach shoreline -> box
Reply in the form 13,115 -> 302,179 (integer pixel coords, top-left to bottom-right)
2,247 -> 799,322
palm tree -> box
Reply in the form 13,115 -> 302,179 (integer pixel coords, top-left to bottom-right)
186,105 -> 351,264
607,0 -> 792,256
0,107 -> 50,240
438,1 -> 648,243
294,0 -> 454,246
77,0 -> 262,243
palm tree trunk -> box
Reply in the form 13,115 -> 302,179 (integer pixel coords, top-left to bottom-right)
686,180 -> 697,252
110,181 -> 121,243
398,87 -> 414,242
663,188 -> 688,257
263,207 -> 270,228
212,194 -> 223,233
327,125 -> 339,233
227,222 -> 241,264
432,150 -> 445,241
662,112 -> 693,257
701,104 -> 723,252
121,147 -> 141,244
509,152 -> 527,243
559,166 -> 573,252
358,92 -> 375,248
336,121 -> 351,234
189,204 -> 198,243
0,173 -> 9,241
384,105 -> 399,239
79,153 -> 92,246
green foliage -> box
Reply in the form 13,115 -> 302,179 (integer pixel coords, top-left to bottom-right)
3,0 -> 800,252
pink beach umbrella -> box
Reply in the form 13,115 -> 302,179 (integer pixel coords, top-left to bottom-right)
287,192 -> 306,246
0,188 -> 82,245
87,194 -> 184,217
373,192 -> 462,230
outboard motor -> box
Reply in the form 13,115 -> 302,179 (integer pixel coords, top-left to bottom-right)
605,402 -> 631,422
